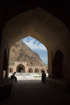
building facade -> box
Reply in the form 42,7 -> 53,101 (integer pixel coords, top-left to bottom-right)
9,61 -> 48,73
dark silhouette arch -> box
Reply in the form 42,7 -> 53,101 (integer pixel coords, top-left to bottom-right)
52,49 -> 64,78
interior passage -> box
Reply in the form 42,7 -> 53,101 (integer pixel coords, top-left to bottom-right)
0,80 -> 70,105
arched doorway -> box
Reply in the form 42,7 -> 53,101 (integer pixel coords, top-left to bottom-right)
41,68 -> 45,72
35,68 -> 39,73
28,68 -> 33,73
9,67 -> 13,73
52,49 -> 64,78
17,64 -> 25,73
2,7 -> 70,80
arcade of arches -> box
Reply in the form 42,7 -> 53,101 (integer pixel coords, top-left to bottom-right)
9,62 -> 47,73
0,2 -> 70,84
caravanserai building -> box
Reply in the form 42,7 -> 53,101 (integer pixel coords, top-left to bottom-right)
9,61 -> 47,73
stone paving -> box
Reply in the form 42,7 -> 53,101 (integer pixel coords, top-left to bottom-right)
0,80 -> 70,105
9,73 -> 42,80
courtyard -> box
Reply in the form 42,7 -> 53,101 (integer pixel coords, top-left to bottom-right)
9,73 -> 48,80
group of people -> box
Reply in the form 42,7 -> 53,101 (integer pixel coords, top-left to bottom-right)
10,70 -> 46,83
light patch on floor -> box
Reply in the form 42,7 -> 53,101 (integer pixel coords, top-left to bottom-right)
9,73 -> 47,80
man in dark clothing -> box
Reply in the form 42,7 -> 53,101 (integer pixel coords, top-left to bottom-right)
11,72 -> 17,82
41,70 -> 46,83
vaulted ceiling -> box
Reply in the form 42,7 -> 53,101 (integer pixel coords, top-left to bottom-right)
0,0 -> 70,30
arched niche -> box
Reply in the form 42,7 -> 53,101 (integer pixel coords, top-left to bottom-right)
41,68 -> 45,72
35,68 -> 39,73
9,67 -> 13,73
2,7 -> 70,80
28,68 -> 33,73
16,64 -> 25,73
52,49 -> 64,78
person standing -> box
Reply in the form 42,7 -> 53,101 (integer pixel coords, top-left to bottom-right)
41,70 -> 46,83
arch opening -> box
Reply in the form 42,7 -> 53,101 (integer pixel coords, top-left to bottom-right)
17,64 -> 25,73
52,49 -> 64,78
8,36 -> 48,80
9,67 -> 13,73
3,7 -> 70,81
28,68 -> 33,73
35,68 -> 39,73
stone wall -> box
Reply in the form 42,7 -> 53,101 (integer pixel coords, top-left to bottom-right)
9,61 -> 47,73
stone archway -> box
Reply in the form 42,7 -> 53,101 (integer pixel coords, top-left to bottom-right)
41,68 -> 45,72
28,68 -> 33,73
35,68 -> 39,73
52,49 -> 64,78
9,67 -> 13,73
16,64 -> 25,73
2,7 -> 70,80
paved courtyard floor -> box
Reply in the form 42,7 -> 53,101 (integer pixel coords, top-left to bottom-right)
9,73 -> 43,80
0,80 -> 70,105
